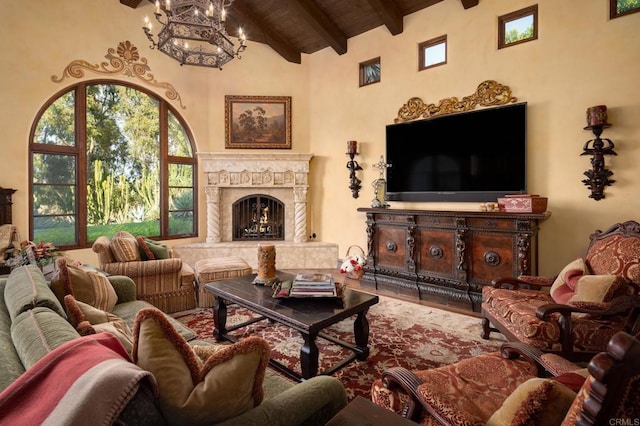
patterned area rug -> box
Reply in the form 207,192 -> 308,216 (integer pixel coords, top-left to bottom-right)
173,295 -> 506,401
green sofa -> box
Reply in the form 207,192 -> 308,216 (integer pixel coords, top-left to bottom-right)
0,265 -> 347,425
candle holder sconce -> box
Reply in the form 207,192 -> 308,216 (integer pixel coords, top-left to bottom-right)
581,105 -> 616,201
346,140 -> 363,198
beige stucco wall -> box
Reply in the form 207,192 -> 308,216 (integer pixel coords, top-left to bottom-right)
1,0 -> 639,275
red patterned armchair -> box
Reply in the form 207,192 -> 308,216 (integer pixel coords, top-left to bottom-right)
92,231 -> 195,313
371,331 -> 640,425
481,220 -> 640,361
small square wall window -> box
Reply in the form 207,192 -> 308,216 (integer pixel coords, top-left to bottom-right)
359,57 -> 381,87
498,4 -> 538,49
610,0 -> 640,19
418,35 -> 447,71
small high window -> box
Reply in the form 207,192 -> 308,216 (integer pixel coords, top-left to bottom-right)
498,5 -> 538,49
610,0 -> 640,19
419,35 -> 447,71
359,57 -> 381,87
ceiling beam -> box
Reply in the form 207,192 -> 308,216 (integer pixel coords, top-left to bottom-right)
366,0 -> 403,35
231,2 -> 302,64
285,0 -> 347,55
119,0 -> 144,8
460,0 -> 479,9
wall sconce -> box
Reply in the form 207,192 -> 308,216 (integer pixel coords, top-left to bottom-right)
346,140 -> 363,198
581,105 -> 617,201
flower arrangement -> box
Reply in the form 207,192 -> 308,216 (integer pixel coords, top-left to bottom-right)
6,240 -> 59,268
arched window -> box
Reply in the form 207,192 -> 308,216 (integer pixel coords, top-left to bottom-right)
30,80 -> 197,249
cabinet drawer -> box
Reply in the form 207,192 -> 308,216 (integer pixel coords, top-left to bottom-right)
469,232 -> 516,283
417,229 -> 455,277
376,226 -> 406,269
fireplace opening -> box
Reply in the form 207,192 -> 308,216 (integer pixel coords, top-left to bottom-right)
233,194 -> 285,241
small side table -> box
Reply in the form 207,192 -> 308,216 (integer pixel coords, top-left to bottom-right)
326,396 -> 417,426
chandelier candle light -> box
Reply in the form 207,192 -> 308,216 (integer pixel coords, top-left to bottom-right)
143,0 -> 247,69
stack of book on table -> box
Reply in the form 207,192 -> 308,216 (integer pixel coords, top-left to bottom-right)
290,273 -> 337,297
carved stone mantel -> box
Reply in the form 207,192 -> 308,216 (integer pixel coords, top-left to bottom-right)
198,152 -> 313,244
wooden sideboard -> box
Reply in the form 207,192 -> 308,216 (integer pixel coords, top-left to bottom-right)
357,208 -> 550,312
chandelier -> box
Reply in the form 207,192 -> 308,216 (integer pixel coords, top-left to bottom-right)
143,0 -> 247,69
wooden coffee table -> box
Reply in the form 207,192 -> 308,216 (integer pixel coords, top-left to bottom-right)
203,270 -> 379,381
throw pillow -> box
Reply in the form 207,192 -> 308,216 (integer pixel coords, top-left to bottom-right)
110,234 -> 141,262
50,258 -> 117,312
132,308 -> 269,425
136,236 -> 156,260
566,274 -> 626,306
486,378 -> 576,426
64,294 -> 134,353
550,258 -> 589,304
143,237 -> 170,259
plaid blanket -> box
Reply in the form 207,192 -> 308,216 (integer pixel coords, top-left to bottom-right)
0,333 -> 156,426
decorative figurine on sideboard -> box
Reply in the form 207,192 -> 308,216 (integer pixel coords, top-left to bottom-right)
581,105 -> 616,201
346,140 -> 363,198
371,155 -> 390,208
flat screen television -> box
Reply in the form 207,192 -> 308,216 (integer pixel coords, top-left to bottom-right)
385,102 -> 527,202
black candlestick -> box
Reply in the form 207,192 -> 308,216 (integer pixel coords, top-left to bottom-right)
581,124 -> 616,201
346,152 -> 363,199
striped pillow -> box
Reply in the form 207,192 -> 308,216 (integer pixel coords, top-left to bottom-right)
50,258 -> 117,312
110,236 -> 141,262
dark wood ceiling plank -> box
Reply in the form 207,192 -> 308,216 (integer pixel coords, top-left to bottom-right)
460,0 -> 479,9
119,0 -> 144,8
285,0 -> 347,55
232,2 -> 302,64
366,0 -> 403,35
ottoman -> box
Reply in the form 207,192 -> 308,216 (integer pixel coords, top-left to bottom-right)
194,257 -> 253,307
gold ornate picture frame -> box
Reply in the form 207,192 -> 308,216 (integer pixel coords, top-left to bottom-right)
225,95 -> 292,149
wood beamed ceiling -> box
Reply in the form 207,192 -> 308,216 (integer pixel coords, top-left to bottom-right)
120,0 -> 479,64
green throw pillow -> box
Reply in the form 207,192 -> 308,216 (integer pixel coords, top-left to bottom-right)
143,237 -> 170,259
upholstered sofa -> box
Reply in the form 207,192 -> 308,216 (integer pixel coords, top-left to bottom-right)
92,231 -> 197,313
0,265 -> 347,424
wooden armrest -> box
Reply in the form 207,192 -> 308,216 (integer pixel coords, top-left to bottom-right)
491,275 -> 553,290
499,341 -> 580,376
380,367 -> 424,420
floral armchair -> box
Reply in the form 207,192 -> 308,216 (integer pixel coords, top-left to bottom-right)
92,231 -> 195,313
481,220 -> 640,361
371,331 -> 640,425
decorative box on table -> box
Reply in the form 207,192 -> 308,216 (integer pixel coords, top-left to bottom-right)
497,194 -> 548,213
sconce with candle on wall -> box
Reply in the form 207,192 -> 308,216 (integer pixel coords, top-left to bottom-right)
581,105 -> 617,201
346,140 -> 363,198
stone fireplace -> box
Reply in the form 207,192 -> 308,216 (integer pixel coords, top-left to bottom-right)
173,152 -> 338,270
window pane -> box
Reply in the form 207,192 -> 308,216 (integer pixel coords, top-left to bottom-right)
505,15 -> 534,44
425,43 -> 446,67
86,84 -> 160,229
168,111 -> 193,157
33,153 -> 75,184
33,184 -> 76,216
169,187 -> 194,211
169,211 -> 194,235
33,91 -> 75,146
34,216 -> 76,245
168,163 -> 193,187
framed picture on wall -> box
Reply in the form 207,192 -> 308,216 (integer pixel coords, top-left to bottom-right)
225,95 -> 292,149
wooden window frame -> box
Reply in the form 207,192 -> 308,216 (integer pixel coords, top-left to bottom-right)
418,35 -> 447,71
498,4 -> 538,49
610,0 -> 640,19
359,57 -> 381,87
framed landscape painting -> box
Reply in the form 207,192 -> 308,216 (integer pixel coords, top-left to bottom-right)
225,95 -> 292,149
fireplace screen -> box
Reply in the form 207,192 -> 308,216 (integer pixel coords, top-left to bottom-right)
232,195 -> 285,241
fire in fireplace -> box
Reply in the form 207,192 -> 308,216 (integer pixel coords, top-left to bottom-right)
233,194 -> 284,241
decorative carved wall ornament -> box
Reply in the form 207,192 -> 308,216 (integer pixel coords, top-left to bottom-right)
51,41 -> 186,109
394,80 -> 517,123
